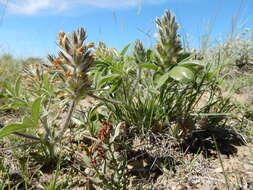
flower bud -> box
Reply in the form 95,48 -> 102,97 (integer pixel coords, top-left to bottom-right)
87,42 -> 95,48
53,57 -> 63,65
65,71 -> 73,80
58,30 -> 65,41
77,46 -> 85,54
156,44 -> 161,49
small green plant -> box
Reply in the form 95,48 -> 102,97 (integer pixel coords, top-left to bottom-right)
83,120 -> 128,190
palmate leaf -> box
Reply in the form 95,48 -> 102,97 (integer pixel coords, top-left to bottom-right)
0,117 -> 34,139
156,66 -> 194,89
168,66 -> 194,82
156,72 -> 170,89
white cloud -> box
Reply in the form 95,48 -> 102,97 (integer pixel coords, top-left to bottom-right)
0,0 -> 169,15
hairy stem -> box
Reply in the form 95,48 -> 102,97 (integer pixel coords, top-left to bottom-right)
57,99 -> 76,143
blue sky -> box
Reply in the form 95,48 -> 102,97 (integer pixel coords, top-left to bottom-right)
0,0 -> 252,58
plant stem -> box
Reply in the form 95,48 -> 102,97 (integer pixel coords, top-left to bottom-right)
13,132 -> 40,141
57,99 -> 76,143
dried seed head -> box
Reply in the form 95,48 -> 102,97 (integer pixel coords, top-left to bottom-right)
77,46 -> 85,54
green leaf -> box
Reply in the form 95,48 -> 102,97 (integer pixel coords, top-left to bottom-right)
148,87 -> 160,95
94,60 -> 111,67
14,76 -> 21,97
4,82 -> 15,97
98,74 -> 120,88
139,63 -> 158,70
43,73 -> 49,91
109,79 -> 122,93
12,97 -> 28,108
168,66 -> 194,82
0,124 -> 26,138
22,116 -> 35,126
146,49 -> 152,61
0,105 -> 10,110
35,88 -> 49,96
120,43 -> 131,57
155,72 -> 170,89
31,97 -> 43,124
178,60 -> 203,69
0,119 -> 34,139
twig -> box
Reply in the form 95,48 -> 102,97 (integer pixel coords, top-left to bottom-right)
13,132 -> 41,141
0,141 -> 40,151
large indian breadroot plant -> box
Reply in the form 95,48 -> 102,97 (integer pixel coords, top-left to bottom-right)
0,28 -> 96,163
48,27 -> 95,141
